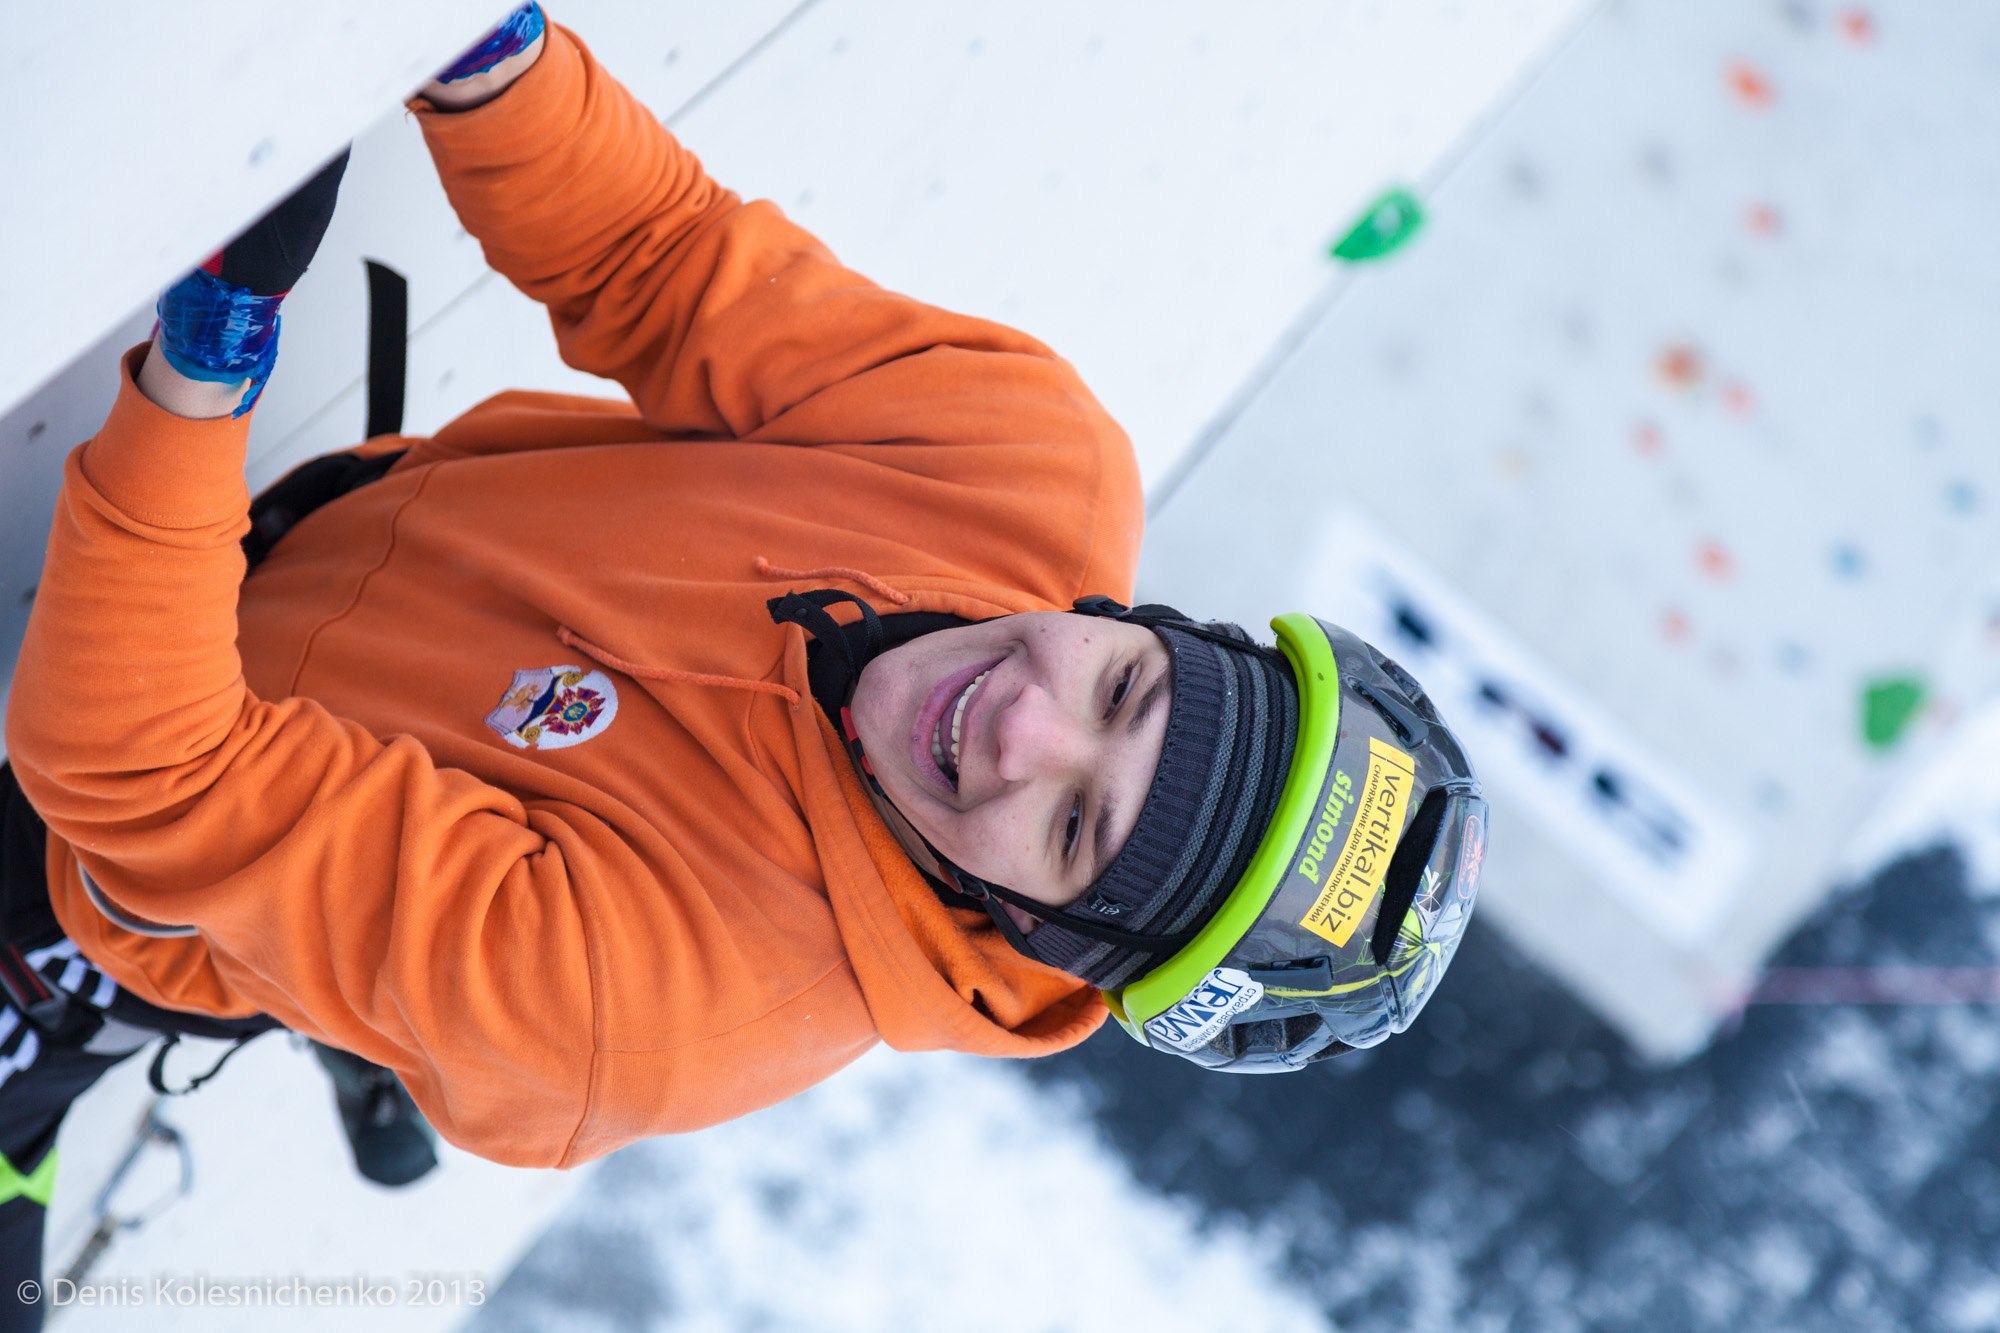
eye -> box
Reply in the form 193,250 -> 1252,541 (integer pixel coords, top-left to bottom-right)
1063,792 -> 1083,861
1105,662 -> 1136,721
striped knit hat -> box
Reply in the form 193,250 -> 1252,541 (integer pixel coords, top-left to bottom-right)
1026,622 -> 1299,989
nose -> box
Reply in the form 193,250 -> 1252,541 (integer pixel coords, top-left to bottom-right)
992,683 -> 1090,784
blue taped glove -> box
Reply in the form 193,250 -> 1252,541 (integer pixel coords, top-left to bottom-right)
434,4 -> 546,84
155,148 -> 348,417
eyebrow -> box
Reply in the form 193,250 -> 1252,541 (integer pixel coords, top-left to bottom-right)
1091,669 -> 1171,880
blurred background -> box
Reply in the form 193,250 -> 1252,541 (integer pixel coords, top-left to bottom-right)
5,1 -> 2000,1329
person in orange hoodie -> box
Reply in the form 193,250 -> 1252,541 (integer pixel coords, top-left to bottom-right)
0,5 -> 1487,1321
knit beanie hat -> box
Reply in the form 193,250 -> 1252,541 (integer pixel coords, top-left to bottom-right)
1026,623 -> 1298,990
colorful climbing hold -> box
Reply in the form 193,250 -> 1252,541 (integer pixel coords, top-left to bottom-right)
1721,382 -> 1756,416
1332,188 -> 1425,262
1861,675 -> 1925,750
1945,479 -> 1978,514
1838,9 -> 1876,45
1726,60 -> 1777,109
1661,608 -> 1691,645
1698,541 -> 1735,581
1656,343 -> 1705,390
1744,203 -> 1783,237
1830,544 -> 1867,580
1633,422 -> 1664,458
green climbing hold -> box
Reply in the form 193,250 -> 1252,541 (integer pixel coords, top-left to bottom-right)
0,1148 -> 57,1208
1861,675 -> 1926,750
1332,187 -> 1425,262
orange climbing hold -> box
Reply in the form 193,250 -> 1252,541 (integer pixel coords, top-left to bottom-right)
1721,382 -> 1756,416
1726,60 -> 1776,109
1656,344 -> 1705,390
1838,9 -> 1876,45
1698,541 -> 1735,582
1745,203 -> 1782,236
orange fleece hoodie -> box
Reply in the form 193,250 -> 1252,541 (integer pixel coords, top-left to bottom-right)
4,24 -> 1142,1167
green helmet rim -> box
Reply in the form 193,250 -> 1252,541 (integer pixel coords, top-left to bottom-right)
1104,612 -> 1344,1042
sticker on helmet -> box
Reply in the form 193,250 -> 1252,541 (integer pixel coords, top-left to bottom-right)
1143,967 -> 1266,1053
1298,736 -> 1416,947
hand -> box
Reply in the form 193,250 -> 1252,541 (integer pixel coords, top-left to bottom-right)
421,4 -> 548,111
144,150 -> 349,418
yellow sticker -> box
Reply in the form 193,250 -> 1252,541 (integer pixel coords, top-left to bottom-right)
1298,737 -> 1417,947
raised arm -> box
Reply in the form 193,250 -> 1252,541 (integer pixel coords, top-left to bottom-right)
415,13 -> 1124,459
8,71 -> 603,1165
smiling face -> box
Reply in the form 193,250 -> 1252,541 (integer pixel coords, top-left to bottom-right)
848,612 -> 1173,915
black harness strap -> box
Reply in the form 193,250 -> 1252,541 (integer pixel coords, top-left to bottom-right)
146,1032 -> 260,1098
363,259 -> 408,440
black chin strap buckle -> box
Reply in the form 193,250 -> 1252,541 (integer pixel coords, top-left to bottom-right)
767,588 -> 885,675
945,867 -> 991,902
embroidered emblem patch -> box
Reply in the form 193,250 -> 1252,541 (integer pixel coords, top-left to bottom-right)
485,665 -> 619,751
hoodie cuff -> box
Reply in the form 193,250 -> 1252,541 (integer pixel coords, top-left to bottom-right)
409,20 -> 584,165
79,344 -> 253,532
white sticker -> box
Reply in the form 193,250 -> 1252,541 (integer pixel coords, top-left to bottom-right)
1143,967 -> 1266,1053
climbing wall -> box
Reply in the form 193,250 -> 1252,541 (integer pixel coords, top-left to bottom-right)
1143,0 -> 2000,1058
0,1 -> 517,416
2,3 -> 1599,1325
0,0 -> 1598,750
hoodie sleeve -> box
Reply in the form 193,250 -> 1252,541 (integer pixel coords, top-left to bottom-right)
415,22 -> 1131,464
5,349 -> 599,1167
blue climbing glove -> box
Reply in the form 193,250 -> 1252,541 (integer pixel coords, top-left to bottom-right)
153,147 -> 349,417
433,3 -> 546,84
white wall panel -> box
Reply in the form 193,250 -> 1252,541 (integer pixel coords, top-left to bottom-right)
0,1 -> 517,414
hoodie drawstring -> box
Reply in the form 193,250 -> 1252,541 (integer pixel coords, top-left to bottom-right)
753,556 -> 911,607
552,561 -> 911,708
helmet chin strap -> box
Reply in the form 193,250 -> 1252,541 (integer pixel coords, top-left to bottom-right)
843,728 -> 1200,959
777,585 -> 1204,968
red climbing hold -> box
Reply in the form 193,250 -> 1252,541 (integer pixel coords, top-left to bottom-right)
1727,60 -> 1776,109
1721,382 -> 1756,416
1656,344 -> 1705,390
1698,542 -> 1735,582
1745,203 -> 1782,236
1838,9 -> 1876,45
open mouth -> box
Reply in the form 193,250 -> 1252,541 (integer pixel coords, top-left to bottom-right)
929,670 -> 990,790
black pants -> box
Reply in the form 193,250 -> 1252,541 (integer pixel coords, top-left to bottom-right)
0,770 -> 279,1332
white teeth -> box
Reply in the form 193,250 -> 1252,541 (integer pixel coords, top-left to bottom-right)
933,672 -> 988,782
949,672 -> 987,766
